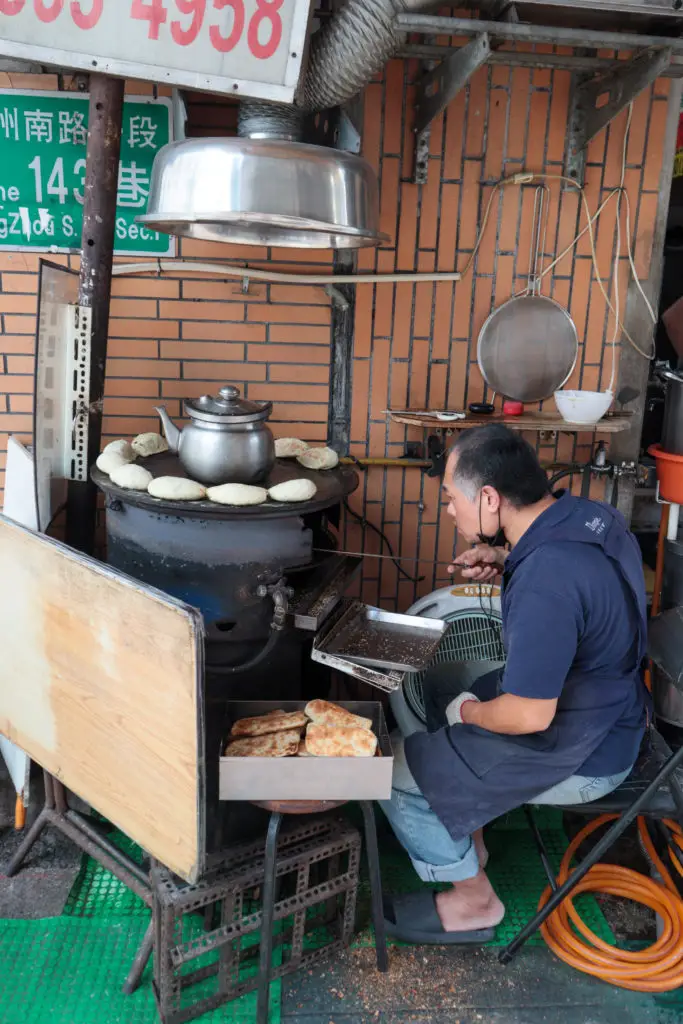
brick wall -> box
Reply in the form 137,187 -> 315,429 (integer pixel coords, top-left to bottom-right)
0,59 -> 672,611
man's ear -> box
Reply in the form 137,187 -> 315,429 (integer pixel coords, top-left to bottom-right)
481,484 -> 501,514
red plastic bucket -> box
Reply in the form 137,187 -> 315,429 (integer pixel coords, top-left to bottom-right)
649,444 -> 683,504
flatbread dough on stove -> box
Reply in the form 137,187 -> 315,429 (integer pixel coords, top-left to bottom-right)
206,483 -> 268,506
131,432 -> 169,457
96,451 -> 131,476
275,437 -> 310,458
102,439 -> 136,462
305,723 -> 377,758
268,479 -> 317,503
109,463 -> 153,491
148,476 -> 206,501
296,447 -> 339,470
224,730 -> 302,757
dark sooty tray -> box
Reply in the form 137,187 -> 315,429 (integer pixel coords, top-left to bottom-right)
319,599 -> 448,673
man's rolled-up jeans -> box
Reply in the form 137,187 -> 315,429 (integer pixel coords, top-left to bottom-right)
379,661 -> 632,883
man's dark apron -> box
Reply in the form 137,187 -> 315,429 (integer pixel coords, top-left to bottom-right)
404,524 -> 649,842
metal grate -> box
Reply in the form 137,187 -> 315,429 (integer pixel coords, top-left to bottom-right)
403,609 -> 504,723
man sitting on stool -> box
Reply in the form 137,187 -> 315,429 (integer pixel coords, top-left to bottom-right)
382,424 -> 649,945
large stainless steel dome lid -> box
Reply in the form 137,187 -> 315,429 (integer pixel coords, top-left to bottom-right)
137,136 -> 387,249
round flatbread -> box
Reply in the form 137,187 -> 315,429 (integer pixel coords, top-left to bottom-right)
101,439 -> 135,463
148,476 -> 206,501
268,479 -> 317,503
131,432 -> 169,457
296,447 -> 339,470
109,464 -> 153,491
96,451 -> 130,476
206,483 -> 268,506
275,437 -> 310,458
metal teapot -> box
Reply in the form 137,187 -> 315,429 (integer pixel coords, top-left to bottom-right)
155,385 -> 275,486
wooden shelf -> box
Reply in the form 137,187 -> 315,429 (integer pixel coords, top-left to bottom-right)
389,411 -> 632,434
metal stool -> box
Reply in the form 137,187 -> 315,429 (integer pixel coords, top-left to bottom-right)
253,799 -> 388,1024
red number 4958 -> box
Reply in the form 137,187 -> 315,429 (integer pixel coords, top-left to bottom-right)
131,0 -> 284,59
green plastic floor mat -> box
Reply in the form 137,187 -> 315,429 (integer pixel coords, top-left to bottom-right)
0,917 -> 280,1024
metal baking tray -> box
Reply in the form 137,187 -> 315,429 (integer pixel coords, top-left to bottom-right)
314,599 -> 448,673
219,700 -> 393,802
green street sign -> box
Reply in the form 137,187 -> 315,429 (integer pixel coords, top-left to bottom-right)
0,90 -> 174,256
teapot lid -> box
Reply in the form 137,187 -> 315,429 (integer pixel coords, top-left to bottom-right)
185,385 -> 272,424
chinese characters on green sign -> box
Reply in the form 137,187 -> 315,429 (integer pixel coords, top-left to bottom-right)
0,91 -> 173,256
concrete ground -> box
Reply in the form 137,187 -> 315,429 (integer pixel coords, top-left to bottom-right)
0,761 -> 680,1024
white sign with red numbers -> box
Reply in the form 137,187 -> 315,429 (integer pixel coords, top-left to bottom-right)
0,0 -> 312,102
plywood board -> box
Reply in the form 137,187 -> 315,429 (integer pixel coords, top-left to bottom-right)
0,514 -> 205,882
389,411 -> 632,433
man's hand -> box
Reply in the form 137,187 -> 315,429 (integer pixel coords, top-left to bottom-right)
448,545 -> 506,582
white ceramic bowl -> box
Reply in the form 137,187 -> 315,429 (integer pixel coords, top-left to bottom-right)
553,389 -> 613,425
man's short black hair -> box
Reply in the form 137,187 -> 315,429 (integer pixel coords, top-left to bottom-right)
449,424 -> 550,508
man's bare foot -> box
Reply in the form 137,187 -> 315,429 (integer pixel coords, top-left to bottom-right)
434,871 -> 505,933
474,828 -> 488,869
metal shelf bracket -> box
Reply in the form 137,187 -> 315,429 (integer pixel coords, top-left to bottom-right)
564,46 -> 672,185
413,32 -> 491,183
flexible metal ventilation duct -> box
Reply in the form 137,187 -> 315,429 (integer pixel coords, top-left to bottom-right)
140,0 -> 437,249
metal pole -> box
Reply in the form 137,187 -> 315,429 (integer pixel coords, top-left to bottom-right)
327,250 -> 355,453
66,74 -> 124,554
396,13 -> 683,55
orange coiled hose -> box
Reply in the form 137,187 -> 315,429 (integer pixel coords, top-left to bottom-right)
538,814 -> 683,992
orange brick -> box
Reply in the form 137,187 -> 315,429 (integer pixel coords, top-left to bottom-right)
0,375 -> 33,393
391,284 -> 413,360
250,383 -> 328,404
443,87 -> 466,181
363,82 -> 383,173
626,87 -> 651,166
452,278 -> 473,340
397,182 -> 419,272
0,293 -> 36,314
484,89 -> 508,181
374,251 -> 396,337
102,415 -> 165,435
0,335 -> 35,354
527,89 -> 550,171
105,378 -> 161,397
437,184 -> 459,271
447,341 -> 469,408
183,362 -> 267,382
497,184 -> 520,254
432,282 -> 454,361
554,190 -> 581,277
179,237 -> 269,261
9,394 -> 32,412
162,341 -> 245,361
401,82 -> 416,180
354,286 -> 373,359
547,72 -> 570,165
379,157 -> 401,249
107,338 -> 160,359
428,361 -> 448,411
569,259 -> 593,337
472,276 -> 494,339
183,278 -> 267,302
104,397 -> 166,417
247,343 -> 329,364
494,254 -> 514,307
269,325 -> 331,345
0,253 -> 41,272
112,276 -> 180,299
107,358 -> 180,378
1,274 -> 37,294
350,360 -> 371,443
6,355 -> 33,373
507,69 -> 531,161
159,300 -> 245,322
109,318 -> 179,338
458,160 -> 482,254
268,284 -> 329,306
109,298 -> 157,319
370,339 -> 391,421
183,320 -> 266,342
267,404 -> 328,423
465,65 -> 488,158
390,361 -> 409,411
418,172 -> 440,251
270,364 -> 329,384
247,304 -> 330,325
0,413 -> 32,430
384,60 -> 405,155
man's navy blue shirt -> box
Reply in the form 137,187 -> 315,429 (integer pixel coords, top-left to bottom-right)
497,492 -> 648,775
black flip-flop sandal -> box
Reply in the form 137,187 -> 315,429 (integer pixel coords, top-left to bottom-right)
383,891 -> 496,946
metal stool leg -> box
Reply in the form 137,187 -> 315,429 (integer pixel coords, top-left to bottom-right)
360,801 -> 388,973
122,919 -> 153,994
257,811 -> 283,1024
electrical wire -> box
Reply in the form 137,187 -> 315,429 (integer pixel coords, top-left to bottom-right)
342,500 -> 425,583
539,814 -> 683,992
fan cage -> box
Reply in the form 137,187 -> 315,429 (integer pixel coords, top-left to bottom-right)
403,609 -> 504,723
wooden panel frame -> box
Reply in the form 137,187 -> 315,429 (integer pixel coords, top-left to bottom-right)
0,514 -> 205,883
